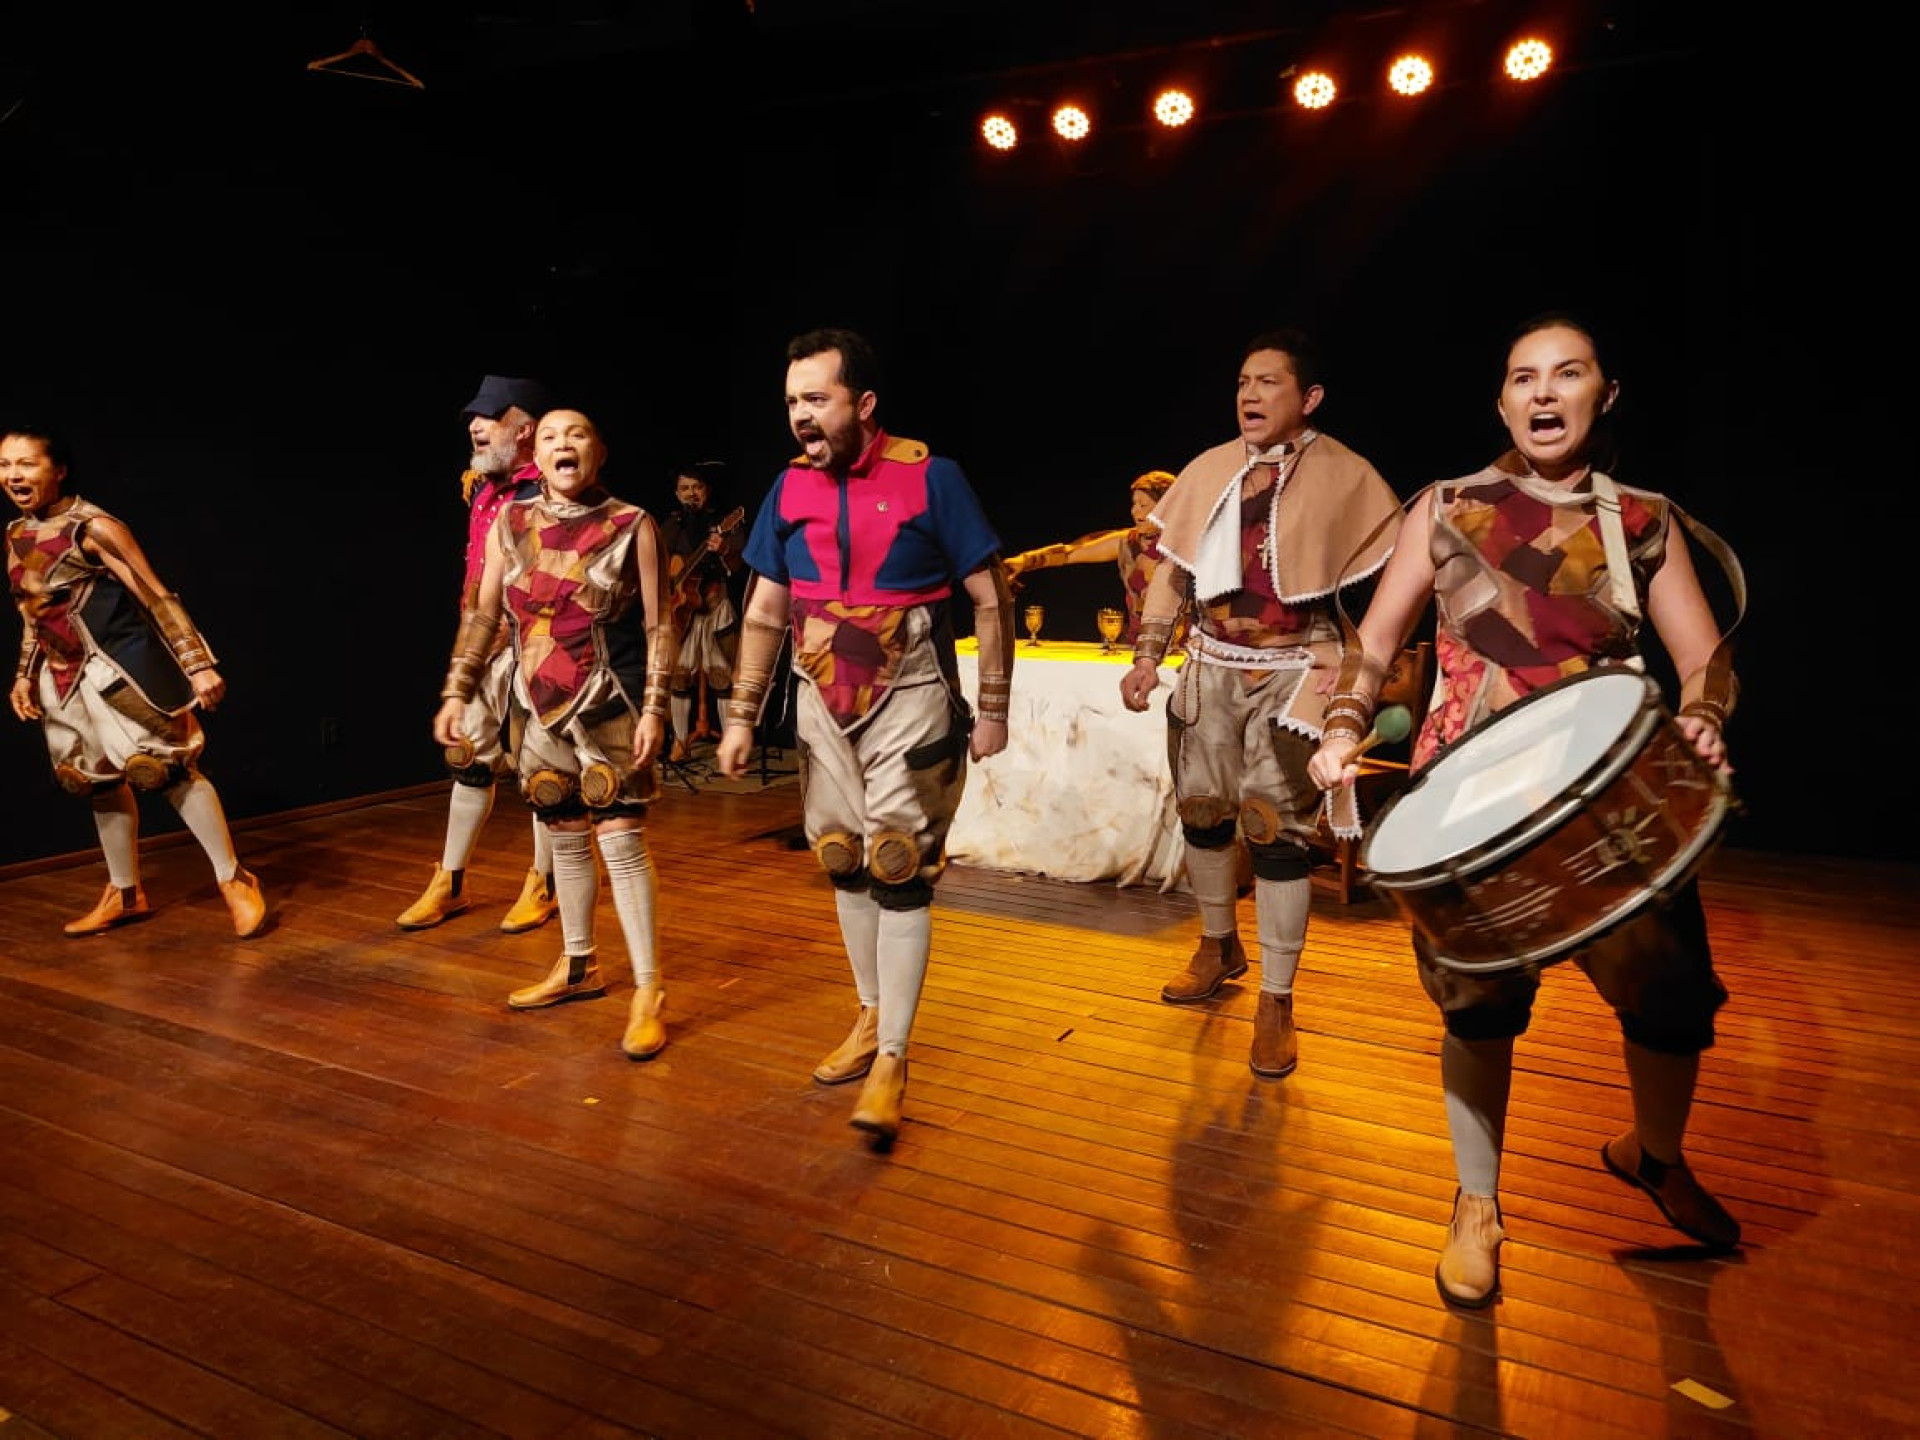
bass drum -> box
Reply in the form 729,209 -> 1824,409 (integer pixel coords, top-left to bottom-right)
1359,668 -> 1733,974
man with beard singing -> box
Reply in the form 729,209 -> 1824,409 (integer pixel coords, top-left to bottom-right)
716,328 -> 1014,1147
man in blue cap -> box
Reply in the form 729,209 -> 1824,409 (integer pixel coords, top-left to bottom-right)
397,374 -> 560,932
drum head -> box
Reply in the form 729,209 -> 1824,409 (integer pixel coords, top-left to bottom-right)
1363,669 -> 1654,878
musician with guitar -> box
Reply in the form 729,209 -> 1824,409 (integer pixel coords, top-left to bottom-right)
659,462 -> 745,764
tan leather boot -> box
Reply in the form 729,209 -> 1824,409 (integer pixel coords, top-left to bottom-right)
621,984 -> 666,1060
1435,1190 -> 1504,1308
64,882 -> 151,937
218,867 -> 268,939
813,1005 -> 880,1085
1160,932 -> 1248,1003
508,954 -> 606,1010
396,866 -> 469,930
498,868 -> 558,934
1249,991 -> 1297,1078
849,1052 -> 907,1143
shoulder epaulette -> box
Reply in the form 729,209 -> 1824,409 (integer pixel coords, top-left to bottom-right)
882,436 -> 929,464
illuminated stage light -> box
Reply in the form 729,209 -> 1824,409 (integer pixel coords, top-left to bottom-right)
981,113 -> 1018,151
1293,71 -> 1337,110
1052,104 -> 1091,142
1152,88 -> 1195,128
1388,54 -> 1434,96
1504,38 -> 1553,81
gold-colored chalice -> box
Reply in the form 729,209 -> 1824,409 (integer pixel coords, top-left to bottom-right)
1023,603 -> 1045,647
1096,607 -> 1125,654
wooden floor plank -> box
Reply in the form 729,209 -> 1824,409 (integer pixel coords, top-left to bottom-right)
3,780 -> 1917,1438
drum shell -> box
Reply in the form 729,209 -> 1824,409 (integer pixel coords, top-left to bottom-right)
1361,676 -> 1732,974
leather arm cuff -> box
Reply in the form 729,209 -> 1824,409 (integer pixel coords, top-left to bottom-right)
149,593 -> 217,674
972,561 -> 1015,724
1679,665 -> 1737,730
642,617 -> 676,718
441,607 -> 497,702
725,617 -> 788,727
15,629 -> 40,684
1133,617 -> 1175,666
1323,649 -> 1388,742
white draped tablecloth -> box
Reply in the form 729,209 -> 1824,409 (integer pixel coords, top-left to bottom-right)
951,639 -> 1184,888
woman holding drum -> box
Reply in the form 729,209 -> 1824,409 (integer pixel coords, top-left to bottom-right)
1308,313 -> 1743,1309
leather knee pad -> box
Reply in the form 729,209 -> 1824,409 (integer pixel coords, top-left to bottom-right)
813,830 -> 864,879
523,768 -> 578,814
123,753 -> 181,792
868,829 -> 921,888
54,762 -> 103,796
1177,794 -> 1236,834
1238,796 -> 1282,847
579,761 -> 622,809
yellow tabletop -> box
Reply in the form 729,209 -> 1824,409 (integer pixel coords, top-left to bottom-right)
955,637 -> 1184,666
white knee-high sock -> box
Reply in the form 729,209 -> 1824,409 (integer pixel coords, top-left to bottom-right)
835,887 -> 881,1006
597,828 -> 659,987
1443,1032 -> 1515,1197
875,906 -> 932,1056
442,781 -> 495,872
530,815 -> 552,876
549,828 -> 598,958
1624,1039 -> 1700,1164
1254,875 -> 1310,995
92,787 -> 140,888
1184,844 -> 1240,937
167,775 -> 238,882
671,693 -> 693,742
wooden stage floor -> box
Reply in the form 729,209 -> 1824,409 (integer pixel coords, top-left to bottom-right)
1,772 -> 1915,1438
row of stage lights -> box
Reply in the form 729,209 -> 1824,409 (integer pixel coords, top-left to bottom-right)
980,36 -> 1555,152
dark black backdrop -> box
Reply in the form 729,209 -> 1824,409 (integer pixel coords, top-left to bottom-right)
0,2 -> 1900,865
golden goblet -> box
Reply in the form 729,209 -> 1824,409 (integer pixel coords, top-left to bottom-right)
1023,603 -> 1045,647
1096,607 -> 1125,654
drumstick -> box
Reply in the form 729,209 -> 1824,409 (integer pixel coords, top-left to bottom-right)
1344,703 -> 1412,763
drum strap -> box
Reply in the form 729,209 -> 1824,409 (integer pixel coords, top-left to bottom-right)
1330,489 -> 1421,672
1670,502 -> 1748,722
1593,470 -> 1748,720
1588,471 -> 1643,625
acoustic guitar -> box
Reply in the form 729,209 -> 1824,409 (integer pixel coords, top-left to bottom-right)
667,505 -> 746,631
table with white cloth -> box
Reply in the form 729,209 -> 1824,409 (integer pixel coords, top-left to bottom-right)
950,638 -> 1184,888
